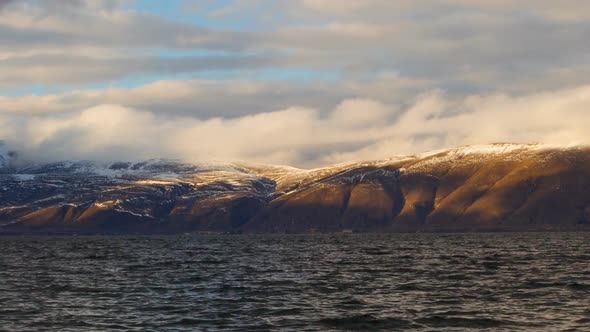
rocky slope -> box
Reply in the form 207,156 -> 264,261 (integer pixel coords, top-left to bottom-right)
2,143 -> 590,234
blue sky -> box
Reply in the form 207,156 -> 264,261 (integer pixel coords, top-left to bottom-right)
1,0 -> 590,165
130,0 -> 290,31
1,0 -> 335,96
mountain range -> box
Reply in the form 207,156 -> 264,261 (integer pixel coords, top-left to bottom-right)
2,143 -> 590,234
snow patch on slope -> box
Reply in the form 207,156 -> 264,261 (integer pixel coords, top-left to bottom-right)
93,200 -> 122,209
420,142 -> 588,159
11,174 -> 36,181
418,143 -> 547,158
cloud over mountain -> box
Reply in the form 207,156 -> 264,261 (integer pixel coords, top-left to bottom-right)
1,1 -> 590,165
2,85 -> 590,167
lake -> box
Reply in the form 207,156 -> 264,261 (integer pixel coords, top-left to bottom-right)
1,233 -> 589,331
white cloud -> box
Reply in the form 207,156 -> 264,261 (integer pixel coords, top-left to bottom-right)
2,0 -> 590,91
1,0 -> 590,166
329,99 -> 391,128
298,0 -> 590,22
0,77 -> 431,117
3,85 -> 590,167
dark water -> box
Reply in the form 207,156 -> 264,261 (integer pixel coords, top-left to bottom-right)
0,233 -> 589,331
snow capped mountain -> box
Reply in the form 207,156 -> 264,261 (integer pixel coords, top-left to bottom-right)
419,143 -> 548,157
1,143 -> 590,234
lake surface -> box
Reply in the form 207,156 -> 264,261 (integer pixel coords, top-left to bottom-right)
1,233 -> 589,331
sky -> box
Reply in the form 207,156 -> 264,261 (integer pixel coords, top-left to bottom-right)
1,0 -> 590,167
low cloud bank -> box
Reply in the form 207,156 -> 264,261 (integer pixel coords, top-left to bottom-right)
2,85 -> 590,167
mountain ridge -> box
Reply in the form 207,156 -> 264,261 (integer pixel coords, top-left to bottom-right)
2,143 -> 590,234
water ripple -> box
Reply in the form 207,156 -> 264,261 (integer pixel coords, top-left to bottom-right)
0,232 -> 589,331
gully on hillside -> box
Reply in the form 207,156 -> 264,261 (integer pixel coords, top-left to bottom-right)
1,143 -> 590,234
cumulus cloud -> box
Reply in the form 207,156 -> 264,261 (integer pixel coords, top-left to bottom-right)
2,0 -> 590,91
1,1 -> 590,166
2,85 -> 590,167
296,0 -> 590,22
328,99 -> 391,128
0,54 -> 286,87
0,76 -> 431,117
0,0 -> 13,9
